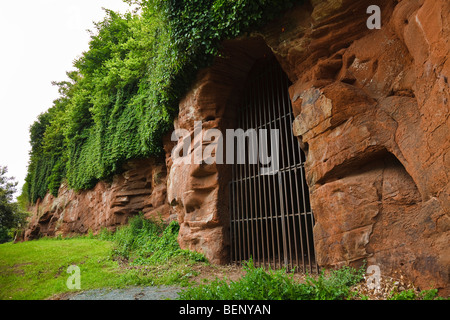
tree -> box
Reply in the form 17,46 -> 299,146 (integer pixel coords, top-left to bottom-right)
0,166 -> 28,243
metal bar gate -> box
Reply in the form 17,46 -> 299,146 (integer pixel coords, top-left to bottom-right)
229,57 -> 318,273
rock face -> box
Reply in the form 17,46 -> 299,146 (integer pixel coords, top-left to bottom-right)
23,0 -> 449,294
168,0 -> 450,293
281,0 -> 449,293
24,159 -> 170,240
167,39 -> 274,264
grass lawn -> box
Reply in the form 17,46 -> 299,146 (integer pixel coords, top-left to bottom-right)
2,217 -> 445,301
0,238 -> 123,300
0,218 -> 228,300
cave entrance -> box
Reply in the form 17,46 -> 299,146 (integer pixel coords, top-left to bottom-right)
228,56 -> 318,273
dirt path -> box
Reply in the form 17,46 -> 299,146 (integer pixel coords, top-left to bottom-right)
53,264 -> 246,300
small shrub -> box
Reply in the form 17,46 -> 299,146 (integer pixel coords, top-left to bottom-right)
389,288 -> 445,300
178,259 -> 305,300
420,289 -> 440,300
110,214 -> 207,264
305,265 -> 366,300
178,260 -> 366,300
107,214 -> 207,287
97,227 -> 114,241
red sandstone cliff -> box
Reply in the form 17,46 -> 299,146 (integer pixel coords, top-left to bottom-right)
24,159 -> 171,240
168,0 -> 450,293
23,0 -> 450,294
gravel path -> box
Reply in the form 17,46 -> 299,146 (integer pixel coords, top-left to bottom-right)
66,286 -> 182,300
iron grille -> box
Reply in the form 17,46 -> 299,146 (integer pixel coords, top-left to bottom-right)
229,57 -> 318,273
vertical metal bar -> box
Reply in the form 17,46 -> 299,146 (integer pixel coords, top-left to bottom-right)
248,79 -> 259,266
260,64 -> 277,270
229,181 -> 233,263
229,181 -> 234,263
257,67 -> 269,270
277,63 -> 303,272
244,86 -> 252,263
231,138 -> 238,264
238,95 -> 245,265
230,102 -> 237,264
279,74 -> 293,270
267,61 -> 288,269
233,109 -> 238,264
275,63 -> 292,270
263,62 -> 281,269
253,72 -> 264,268
277,63 -> 298,271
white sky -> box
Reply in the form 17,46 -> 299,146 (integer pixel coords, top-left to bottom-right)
0,0 -> 133,199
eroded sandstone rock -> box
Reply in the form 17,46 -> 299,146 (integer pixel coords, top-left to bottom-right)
169,0 -> 449,293
23,0 -> 449,295
283,0 -> 449,293
24,158 -> 170,240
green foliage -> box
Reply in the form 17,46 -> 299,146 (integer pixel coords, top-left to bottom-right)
178,260 -> 366,300
65,9 -> 167,191
0,214 -> 207,299
25,74 -> 75,202
24,0 -> 299,203
108,214 -> 207,287
389,288 -> 418,300
193,260 -> 312,300
303,265 -> 366,300
110,214 -> 166,260
110,214 -> 207,265
0,166 -> 28,243
388,288 -> 446,300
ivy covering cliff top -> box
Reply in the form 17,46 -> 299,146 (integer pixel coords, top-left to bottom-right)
24,0 -> 297,204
